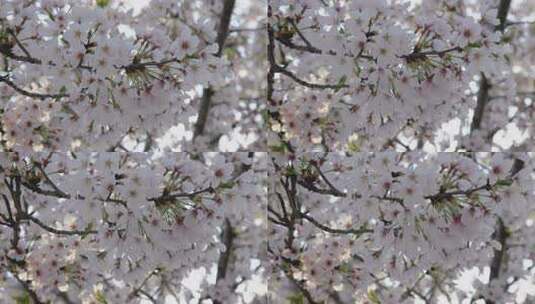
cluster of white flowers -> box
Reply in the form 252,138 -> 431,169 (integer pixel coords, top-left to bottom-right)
267,0 -> 525,152
0,0 -> 265,153
2,0 -> 535,303
268,152 -> 535,303
0,152 -> 267,303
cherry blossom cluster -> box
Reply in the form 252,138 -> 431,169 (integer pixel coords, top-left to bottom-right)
174,0 -> 268,152
0,152 -> 267,303
268,152 -> 535,303
267,0 -> 516,152
0,0 -> 265,153
454,0 -> 535,152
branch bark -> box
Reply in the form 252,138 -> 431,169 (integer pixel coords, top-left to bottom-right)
470,73 -> 490,133
0,75 -> 68,100
193,0 -> 236,141
470,0 -> 511,136
485,157 -> 524,304
212,218 -> 236,304
216,218 -> 235,283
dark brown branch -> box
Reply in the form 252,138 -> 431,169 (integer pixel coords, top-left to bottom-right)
2,194 -> 14,223
55,290 -> 75,304
193,0 -> 236,141
6,28 -> 33,60
267,6 -> 277,103
13,272 -> 44,304
274,65 -> 348,90
22,167 -> 213,209
470,0 -> 511,137
311,163 -> 346,196
424,182 -> 492,202
215,0 -> 236,58
496,0 -> 512,32
137,289 -> 157,304
489,218 -> 507,281
25,214 -> 97,236
274,24 -> 373,61
193,87 -> 214,139
300,212 -> 372,235
0,44 -> 42,65
275,35 -> 322,54
216,218 -> 235,283
34,163 -> 69,198
21,180 -> 71,199
510,158 -> 525,176
470,73 -> 490,133
282,266 -> 320,304
328,291 -> 346,304
212,219 -> 236,304
297,166 -> 495,204
124,58 -> 180,70
148,186 -> 214,204
5,176 -> 23,249
21,171 -> 127,206
297,177 -> 345,197
130,269 -> 159,302
484,157 -> 524,304
401,46 -> 463,62
0,75 -> 68,99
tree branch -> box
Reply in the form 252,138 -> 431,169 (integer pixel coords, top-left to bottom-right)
148,186 -> 215,204
12,272 -> 44,304
193,0 -> 236,141
470,73 -> 490,133
300,212 -> 372,235
470,0 -> 511,137
0,75 -> 68,100
25,214 -> 97,236
216,218 -> 235,282
274,64 -> 349,90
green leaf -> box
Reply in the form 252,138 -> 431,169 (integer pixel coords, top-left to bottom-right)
96,0 -> 110,7
262,109 -> 270,124
95,290 -> 108,304
466,42 -> 482,49
218,181 -> 236,190
337,262 -> 352,273
496,179 -> 513,187
354,64 -> 362,77
334,75 -> 347,92
269,144 -> 287,153
156,200 -> 185,225
347,139 -> 360,153
287,293 -> 305,304
223,47 -> 238,60
368,289 -> 381,304
81,222 -> 94,239
13,293 -> 31,304
285,166 -> 298,177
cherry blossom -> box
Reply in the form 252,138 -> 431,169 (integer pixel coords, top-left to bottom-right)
0,0 -> 264,153
267,0 -> 534,152
268,152 -> 535,303
3,1 -> 535,304
0,152 -> 267,303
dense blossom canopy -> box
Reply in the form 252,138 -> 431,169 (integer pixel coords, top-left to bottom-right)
0,152 -> 267,303
267,0 -> 535,152
0,0 -> 265,153
268,152 -> 535,303
2,0 -> 535,303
